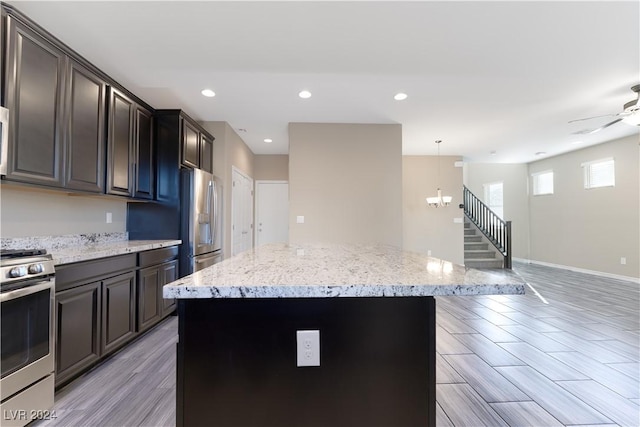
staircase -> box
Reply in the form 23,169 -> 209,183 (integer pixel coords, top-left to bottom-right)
464,219 -> 504,269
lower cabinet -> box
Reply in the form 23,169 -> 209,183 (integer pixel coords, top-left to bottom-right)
55,247 -> 178,388
137,247 -> 179,332
55,254 -> 137,387
55,282 -> 101,386
101,271 -> 136,354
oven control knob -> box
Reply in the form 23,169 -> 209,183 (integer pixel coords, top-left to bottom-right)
9,266 -> 28,278
28,263 -> 44,274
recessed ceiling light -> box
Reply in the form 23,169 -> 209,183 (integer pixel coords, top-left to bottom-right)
201,89 -> 216,97
298,90 -> 312,99
264,138 -> 273,143
535,151 -> 546,156
490,150 -> 497,155
394,92 -> 408,101
571,140 -> 584,145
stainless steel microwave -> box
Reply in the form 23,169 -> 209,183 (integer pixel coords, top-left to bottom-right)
0,106 -> 8,176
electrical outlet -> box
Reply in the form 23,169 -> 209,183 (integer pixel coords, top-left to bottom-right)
106,212 -> 112,224
296,330 -> 320,367
427,250 -> 432,256
296,216 -> 305,224
621,257 -> 626,265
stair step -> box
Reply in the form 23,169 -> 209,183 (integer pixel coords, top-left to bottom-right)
464,222 -> 471,229
464,229 -> 476,236
464,235 -> 482,243
465,259 -> 504,269
465,242 -> 488,251
464,250 -> 496,259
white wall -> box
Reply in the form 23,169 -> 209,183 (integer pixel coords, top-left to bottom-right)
463,163 -> 530,259
527,135 -> 639,279
0,184 -> 127,237
403,156 -> 464,265
288,123 -> 403,246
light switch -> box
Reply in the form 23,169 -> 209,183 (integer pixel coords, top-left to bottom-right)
453,217 -> 463,224
296,216 -> 305,224
106,212 -> 112,224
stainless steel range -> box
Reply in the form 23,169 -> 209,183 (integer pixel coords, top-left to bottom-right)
1,249 -> 55,427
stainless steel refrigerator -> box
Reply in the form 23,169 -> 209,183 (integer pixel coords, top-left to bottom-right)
180,168 -> 223,276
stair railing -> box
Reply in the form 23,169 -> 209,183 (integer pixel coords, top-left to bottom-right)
462,186 -> 512,269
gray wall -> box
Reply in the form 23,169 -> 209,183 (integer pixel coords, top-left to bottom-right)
0,185 -> 127,237
288,123 -> 403,246
201,121 -> 255,259
527,135 -> 638,278
403,156 -> 464,265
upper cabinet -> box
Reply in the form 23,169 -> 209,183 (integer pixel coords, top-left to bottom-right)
1,6 -> 155,199
4,15 -> 67,187
106,88 -> 154,199
181,114 -> 214,173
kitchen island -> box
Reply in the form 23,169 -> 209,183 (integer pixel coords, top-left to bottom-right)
164,243 -> 526,427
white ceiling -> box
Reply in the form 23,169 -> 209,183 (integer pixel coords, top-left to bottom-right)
11,1 -> 640,163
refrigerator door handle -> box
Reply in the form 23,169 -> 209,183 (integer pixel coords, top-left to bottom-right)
208,180 -> 214,244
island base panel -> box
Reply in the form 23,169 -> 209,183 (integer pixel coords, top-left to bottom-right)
177,297 -> 436,427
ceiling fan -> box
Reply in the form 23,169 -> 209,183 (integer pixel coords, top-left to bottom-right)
570,84 -> 640,135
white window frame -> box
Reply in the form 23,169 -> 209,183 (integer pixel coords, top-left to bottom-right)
531,170 -> 554,196
582,158 -> 615,189
483,181 -> 504,220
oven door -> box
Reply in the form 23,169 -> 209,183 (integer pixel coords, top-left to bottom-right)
0,279 -> 54,401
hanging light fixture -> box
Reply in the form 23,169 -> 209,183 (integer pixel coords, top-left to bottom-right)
426,140 -> 452,208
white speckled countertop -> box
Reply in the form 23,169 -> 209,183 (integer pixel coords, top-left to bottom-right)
164,243 -> 526,299
1,232 -> 181,265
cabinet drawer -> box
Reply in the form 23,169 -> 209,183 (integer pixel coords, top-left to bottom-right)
138,246 -> 179,268
56,254 -> 137,291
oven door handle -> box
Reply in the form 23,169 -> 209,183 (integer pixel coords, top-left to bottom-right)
0,280 -> 53,302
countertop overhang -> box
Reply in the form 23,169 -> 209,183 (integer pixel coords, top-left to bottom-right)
164,243 -> 527,299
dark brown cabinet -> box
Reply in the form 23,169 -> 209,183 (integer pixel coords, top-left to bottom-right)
65,60 -> 107,192
182,118 -> 200,169
106,88 -> 154,198
134,106 -> 154,199
55,254 -> 137,387
200,133 -> 213,173
101,271 -> 136,355
2,5 -> 154,199
55,281 -> 101,387
4,15 -> 66,187
106,88 -> 134,196
4,15 -> 107,192
137,247 -> 179,332
165,112 -> 215,171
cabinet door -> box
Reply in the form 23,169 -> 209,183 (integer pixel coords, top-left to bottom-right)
65,60 -> 106,192
106,88 -> 133,196
4,16 -> 65,187
133,105 -> 154,199
200,133 -> 213,173
55,282 -> 101,386
182,118 -> 200,169
102,271 -> 136,355
137,265 -> 161,332
161,259 -> 179,316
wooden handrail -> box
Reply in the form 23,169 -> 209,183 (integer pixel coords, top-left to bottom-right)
462,186 -> 512,269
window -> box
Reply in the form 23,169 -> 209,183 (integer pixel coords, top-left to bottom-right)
483,182 -> 504,219
532,170 -> 554,195
582,158 -> 615,189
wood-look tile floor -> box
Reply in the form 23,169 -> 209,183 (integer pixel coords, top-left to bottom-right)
34,262 -> 639,427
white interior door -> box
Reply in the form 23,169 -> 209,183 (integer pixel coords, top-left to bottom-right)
231,167 -> 254,256
255,181 -> 289,247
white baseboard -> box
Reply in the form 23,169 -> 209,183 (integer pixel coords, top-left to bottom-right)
512,257 -> 640,284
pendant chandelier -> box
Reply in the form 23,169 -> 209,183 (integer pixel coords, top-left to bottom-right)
426,140 -> 452,208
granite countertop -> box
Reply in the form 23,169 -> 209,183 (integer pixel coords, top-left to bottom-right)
1,232 -> 181,265
164,243 -> 526,299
